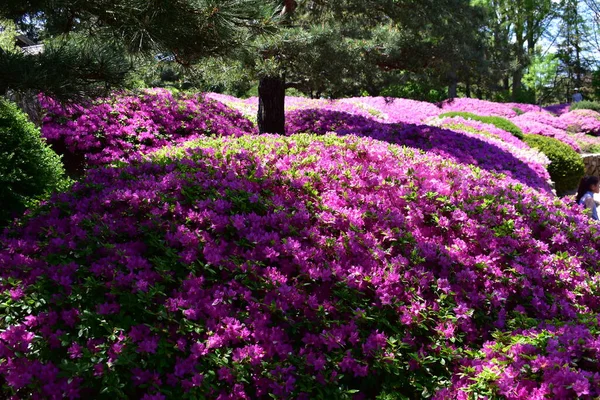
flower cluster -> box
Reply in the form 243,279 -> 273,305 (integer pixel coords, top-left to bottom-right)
40,89 -> 256,172
436,320 -> 600,399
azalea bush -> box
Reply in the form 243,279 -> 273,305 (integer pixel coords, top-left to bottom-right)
40,89 -> 256,174
522,134 -> 585,194
0,99 -> 70,226
1,133 -> 599,399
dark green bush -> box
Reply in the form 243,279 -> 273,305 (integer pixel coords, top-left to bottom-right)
439,111 -> 524,139
569,101 -> 600,113
522,134 -> 584,194
0,99 -> 70,225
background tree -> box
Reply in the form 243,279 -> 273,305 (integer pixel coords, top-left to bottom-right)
243,0 -> 488,133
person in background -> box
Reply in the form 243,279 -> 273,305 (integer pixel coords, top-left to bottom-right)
576,175 -> 599,220
572,88 -> 583,103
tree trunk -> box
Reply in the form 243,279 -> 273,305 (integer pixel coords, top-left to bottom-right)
258,76 -> 286,134
465,76 -> 471,98
448,80 -> 457,99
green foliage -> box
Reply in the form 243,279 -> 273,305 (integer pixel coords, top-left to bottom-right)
523,53 -> 559,103
438,111 -> 524,139
569,100 -> 600,112
0,18 -> 19,53
0,100 -> 70,226
0,35 -> 132,100
380,79 -> 447,103
522,134 -> 584,194
593,70 -> 600,101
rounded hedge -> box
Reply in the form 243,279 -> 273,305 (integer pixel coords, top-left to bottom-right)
0,99 -> 69,226
438,111 -> 524,139
1,134 -> 600,399
522,133 -> 584,194
569,100 -> 600,113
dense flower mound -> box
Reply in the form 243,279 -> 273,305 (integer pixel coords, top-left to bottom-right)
559,109 -> 600,135
1,134 -> 600,399
436,319 -> 600,399
544,103 -> 571,116
40,89 -> 256,173
339,97 -> 442,124
511,111 -> 571,131
287,109 -> 551,192
441,98 -> 519,118
510,119 -> 581,152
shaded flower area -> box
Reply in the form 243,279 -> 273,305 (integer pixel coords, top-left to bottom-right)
287,109 -> 552,192
2,134 -> 599,399
544,103 -> 571,116
40,89 -> 256,174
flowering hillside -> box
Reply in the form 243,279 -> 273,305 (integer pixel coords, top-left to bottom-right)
3,92 -> 600,399
1,133 -> 600,399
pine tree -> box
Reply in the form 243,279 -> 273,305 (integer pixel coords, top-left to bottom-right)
0,0 -> 275,100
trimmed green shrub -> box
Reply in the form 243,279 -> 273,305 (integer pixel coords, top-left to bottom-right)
569,100 -> 600,113
522,133 -> 584,194
439,111 -> 524,139
0,99 -> 70,225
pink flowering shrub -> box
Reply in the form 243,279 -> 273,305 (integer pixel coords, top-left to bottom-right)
559,109 -> 600,135
2,134 -> 600,399
40,89 -> 256,174
287,109 -> 552,192
441,98 -> 519,118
